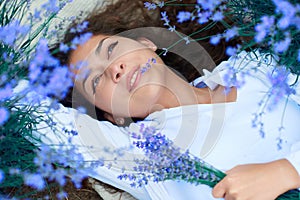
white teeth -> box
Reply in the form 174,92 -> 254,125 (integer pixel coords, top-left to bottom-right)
130,71 -> 138,87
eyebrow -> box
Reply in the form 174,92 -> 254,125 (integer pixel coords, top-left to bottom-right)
95,36 -> 109,55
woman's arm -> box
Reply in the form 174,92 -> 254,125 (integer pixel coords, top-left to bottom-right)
212,159 -> 300,199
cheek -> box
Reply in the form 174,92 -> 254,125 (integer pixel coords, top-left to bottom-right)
94,82 -> 131,116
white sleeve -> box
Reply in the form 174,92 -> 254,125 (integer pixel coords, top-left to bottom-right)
286,74 -> 300,175
285,143 -> 300,176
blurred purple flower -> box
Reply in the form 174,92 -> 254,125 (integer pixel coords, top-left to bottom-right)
224,26 -> 238,42
59,43 -> 69,53
0,169 -> 4,183
50,168 -> 67,186
32,140 -> 94,190
197,0 -> 223,11
42,0 -> 60,14
197,11 -> 211,24
23,173 -> 45,190
210,34 -> 221,45
177,11 -> 192,23
298,49 -> 300,61
28,38 -> 73,100
274,36 -> 291,53
254,16 -> 275,42
273,0 -> 296,18
225,46 -> 237,56
46,67 -> 73,98
70,32 -> 93,50
223,62 -> 247,93
0,107 -> 9,126
212,11 -> 224,21
0,20 -> 29,46
0,85 -> 13,101
70,21 -> 89,33
157,1 -> 165,8
267,67 -> 295,110
56,191 -> 67,200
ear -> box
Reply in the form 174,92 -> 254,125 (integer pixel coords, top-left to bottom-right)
136,37 -> 157,51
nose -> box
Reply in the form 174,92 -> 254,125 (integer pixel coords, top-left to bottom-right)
109,62 -> 126,83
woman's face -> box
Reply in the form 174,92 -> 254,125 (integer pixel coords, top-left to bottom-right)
69,34 -> 168,119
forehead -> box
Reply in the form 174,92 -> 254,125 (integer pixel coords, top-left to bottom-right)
69,34 -> 108,67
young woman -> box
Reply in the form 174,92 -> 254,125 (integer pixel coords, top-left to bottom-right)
48,0 -> 300,199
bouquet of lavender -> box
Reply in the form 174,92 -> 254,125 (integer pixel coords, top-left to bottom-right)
118,124 -> 300,200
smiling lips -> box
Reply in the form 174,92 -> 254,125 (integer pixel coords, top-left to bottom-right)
127,66 -> 141,92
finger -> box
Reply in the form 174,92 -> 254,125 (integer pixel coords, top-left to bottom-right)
212,181 -> 226,198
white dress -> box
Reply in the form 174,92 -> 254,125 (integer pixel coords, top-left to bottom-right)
21,51 -> 300,200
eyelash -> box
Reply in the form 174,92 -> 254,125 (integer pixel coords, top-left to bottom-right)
92,74 -> 101,94
92,40 -> 119,94
107,41 -> 118,59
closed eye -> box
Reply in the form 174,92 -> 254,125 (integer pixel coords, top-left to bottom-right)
107,41 -> 118,59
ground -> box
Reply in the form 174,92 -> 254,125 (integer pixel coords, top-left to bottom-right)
4,178 -> 103,200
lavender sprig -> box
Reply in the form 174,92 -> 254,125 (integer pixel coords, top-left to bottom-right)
118,124 -> 225,188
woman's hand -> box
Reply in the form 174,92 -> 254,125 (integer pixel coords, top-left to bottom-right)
212,159 -> 300,200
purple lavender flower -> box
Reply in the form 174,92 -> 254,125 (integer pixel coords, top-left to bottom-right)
144,2 -> 157,10
42,0 -> 60,14
254,16 -> 275,42
46,67 -> 73,98
222,62 -> 247,93
197,11 -> 211,24
210,34 -> 221,45
274,36 -> 291,53
141,58 -> 156,75
161,11 -> 170,26
56,191 -> 67,200
59,43 -> 69,53
23,173 -> 45,191
168,25 -> 176,32
70,32 -> 93,50
177,11 -> 192,23
273,0 -> 296,29
0,84 -> 13,101
224,27 -> 238,42
0,169 -> 4,183
28,38 -> 74,101
225,46 -> 237,56
0,20 -> 29,46
157,1 -> 165,8
70,21 -> 89,33
32,140 -> 93,190
212,11 -> 224,21
267,67 -> 295,110
197,0 -> 222,11
0,107 -> 9,125
118,124 -> 225,188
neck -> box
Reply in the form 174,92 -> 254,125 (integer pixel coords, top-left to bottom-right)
153,71 -> 211,111
152,70 -> 237,113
